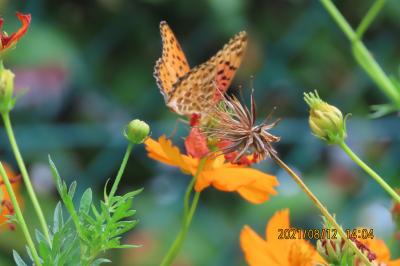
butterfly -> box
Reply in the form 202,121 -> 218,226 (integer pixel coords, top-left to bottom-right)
154,21 -> 247,116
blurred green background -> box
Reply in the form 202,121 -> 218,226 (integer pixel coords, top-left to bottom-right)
0,0 -> 399,265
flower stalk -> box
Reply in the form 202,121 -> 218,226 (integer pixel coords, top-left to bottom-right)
270,153 -> 372,265
338,141 -> 400,203
160,157 -> 207,266
107,143 -> 133,202
320,0 -> 400,109
1,111 -> 51,242
0,162 -> 42,266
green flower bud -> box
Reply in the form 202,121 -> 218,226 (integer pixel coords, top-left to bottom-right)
124,119 -> 150,144
304,91 -> 347,144
316,217 -> 355,264
0,63 -> 16,113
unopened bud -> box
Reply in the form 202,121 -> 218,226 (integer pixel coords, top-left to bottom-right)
304,91 -> 347,144
0,63 -> 16,113
317,217 -> 356,264
124,119 -> 150,144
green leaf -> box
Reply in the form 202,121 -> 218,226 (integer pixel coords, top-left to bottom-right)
13,250 -> 28,266
369,103 -> 398,118
53,202 -> 63,234
48,156 -> 63,194
91,258 -> 111,266
80,188 -> 93,214
24,246 -> 33,263
103,178 -> 111,203
68,181 -> 77,198
35,229 -> 49,246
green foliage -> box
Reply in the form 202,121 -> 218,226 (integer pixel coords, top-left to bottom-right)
13,157 -> 142,266
49,156 -> 142,265
13,202 -> 80,266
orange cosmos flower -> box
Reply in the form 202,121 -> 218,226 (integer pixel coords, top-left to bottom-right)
145,135 -> 278,204
355,237 -> 400,266
0,163 -> 22,230
0,12 -> 31,54
240,209 -> 327,266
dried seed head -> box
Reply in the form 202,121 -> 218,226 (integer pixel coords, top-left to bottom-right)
201,91 -> 280,163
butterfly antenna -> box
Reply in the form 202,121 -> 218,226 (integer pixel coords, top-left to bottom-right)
168,118 -> 188,138
263,106 -> 277,123
249,75 -> 255,91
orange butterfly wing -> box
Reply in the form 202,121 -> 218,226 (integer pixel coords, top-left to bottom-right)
168,31 -> 248,116
154,21 -> 190,102
154,21 -> 247,116
213,31 -> 247,95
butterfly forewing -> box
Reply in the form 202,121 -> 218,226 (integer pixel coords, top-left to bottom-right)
212,31 -> 247,95
154,21 -> 190,101
154,21 -> 248,117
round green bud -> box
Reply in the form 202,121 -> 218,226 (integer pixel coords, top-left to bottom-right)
304,91 -> 347,144
0,64 -> 16,113
124,119 -> 150,144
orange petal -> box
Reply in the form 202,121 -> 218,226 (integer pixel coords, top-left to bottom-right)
359,237 -> 400,265
240,225 -> 280,266
145,136 -> 197,174
0,162 -> 23,230
265,209 -> 290,244
195,166 -> 278,203
237,176 -> 279,204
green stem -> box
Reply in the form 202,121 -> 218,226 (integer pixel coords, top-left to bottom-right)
108,143 -> 133,201
0,163 -> 42,266
339,141 -> 400,203
270,153 -> 372,265
356,0 -> 386,39
182,174 -> 196,219
160,158 -> 207,266
320,0 -> 400,107
1,112 -> 50,243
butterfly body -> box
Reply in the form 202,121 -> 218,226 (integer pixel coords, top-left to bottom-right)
154,21 -> 247,116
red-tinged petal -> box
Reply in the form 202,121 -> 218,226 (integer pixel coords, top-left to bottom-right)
189,113 -> 201,127
1,12 -> 31,51
240,226 -> 280,266
184,127 -> 210,159
359,237 -> 400,265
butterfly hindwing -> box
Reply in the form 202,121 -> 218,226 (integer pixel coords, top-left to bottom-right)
154,21 -> 190,101
168,61 -> 217,115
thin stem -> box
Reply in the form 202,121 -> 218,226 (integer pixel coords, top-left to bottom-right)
339,141 -> 400,203
1,112 -> 50,242
270,153 -> 372,265
0,163 -> 42,266
356,0 -> 386,39
320,0 -> 400,107
183,175 -> 196,219
160,158 -> 207,266
108,143 -> 133,201
320,0 -> 356,41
